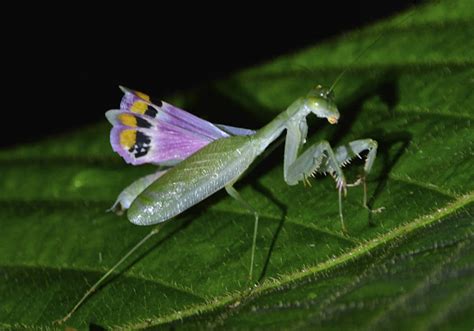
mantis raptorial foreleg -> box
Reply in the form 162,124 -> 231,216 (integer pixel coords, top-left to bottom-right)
320,139 -> 378,209
284,141 -> 347,230
282,122 -> 379,232
224,183 -> 259,282
284,121 -> 346,186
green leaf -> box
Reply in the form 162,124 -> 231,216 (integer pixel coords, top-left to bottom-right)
1,1 -> 473,330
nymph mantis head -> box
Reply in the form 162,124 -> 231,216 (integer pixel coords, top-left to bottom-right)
305,85 -> 340,124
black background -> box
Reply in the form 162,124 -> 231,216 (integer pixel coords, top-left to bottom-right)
4,2 -> 420,148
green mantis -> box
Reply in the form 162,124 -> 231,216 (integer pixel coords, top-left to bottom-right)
52,6 -> 428,325
56,84 -> 377,324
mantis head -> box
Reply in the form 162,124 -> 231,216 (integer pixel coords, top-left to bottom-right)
305,85 -> 340,124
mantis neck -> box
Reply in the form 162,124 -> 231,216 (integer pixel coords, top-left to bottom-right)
254,98 -> 308,149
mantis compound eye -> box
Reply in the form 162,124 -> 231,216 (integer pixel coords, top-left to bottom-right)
312,85 -> 334,101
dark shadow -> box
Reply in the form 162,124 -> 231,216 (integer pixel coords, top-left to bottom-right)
89,323 -> 106,331
184,80 -> 269,130
364,129 -> 412,226
321,72 -> 413,227
250,181 -> 288,282
378,79 -> 400,112
329,71 -> 399,146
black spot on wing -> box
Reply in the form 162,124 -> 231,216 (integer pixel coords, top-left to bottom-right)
129,131 -> 152,158
144,105 -> 158,118
136,116 -> 152,128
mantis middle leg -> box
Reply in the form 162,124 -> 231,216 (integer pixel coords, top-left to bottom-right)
225,182 -> 259,282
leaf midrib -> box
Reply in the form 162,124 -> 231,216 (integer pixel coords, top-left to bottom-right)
248,233 -> 473,316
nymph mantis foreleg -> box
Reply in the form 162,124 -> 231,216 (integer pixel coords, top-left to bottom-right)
283,120 -> 348,230
283,120 -> 378,231
321,139 -> 378,209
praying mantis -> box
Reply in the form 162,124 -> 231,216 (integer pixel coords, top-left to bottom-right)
109,85 -> 377,236
53,7 -> 427,324
57,84 -> 377,324
77,7 -> 468,322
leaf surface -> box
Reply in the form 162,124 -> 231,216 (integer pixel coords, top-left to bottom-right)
1,1 -> 473,329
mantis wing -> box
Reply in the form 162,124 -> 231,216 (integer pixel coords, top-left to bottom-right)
106,86 -> 255,166
106,87 -> 256,212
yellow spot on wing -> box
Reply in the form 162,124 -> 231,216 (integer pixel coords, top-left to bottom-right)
120,129 -> 136,149
118,113 -> 137,127
135,91 -> 150,101
130,101 -> 148,114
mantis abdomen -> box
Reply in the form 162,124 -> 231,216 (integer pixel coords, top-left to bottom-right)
128,134 -> 262,225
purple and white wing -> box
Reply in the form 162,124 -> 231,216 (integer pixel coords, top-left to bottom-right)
106,87 -> 254,166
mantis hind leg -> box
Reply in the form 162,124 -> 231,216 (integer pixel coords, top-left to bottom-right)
55,225 -> 163,325
224,184 -> 259,283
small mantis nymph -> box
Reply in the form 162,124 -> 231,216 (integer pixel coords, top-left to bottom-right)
55,7 -> 426,322
57,85 -> 377,323
110,85 -> 377,229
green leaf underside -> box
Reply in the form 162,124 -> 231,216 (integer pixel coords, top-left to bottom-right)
1,1 -> 473,330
